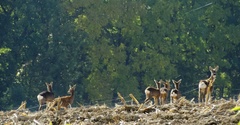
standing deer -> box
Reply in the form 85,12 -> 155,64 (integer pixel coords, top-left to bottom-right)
170,79 -> 182,104
144,79 -> 163,105
199,66 -> 219,105
57,84 -> 76,109
37,82 -> 54,110
159,80 -> 171,105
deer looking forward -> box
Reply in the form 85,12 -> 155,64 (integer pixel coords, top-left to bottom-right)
199,66 -> 219,105
37,82 -> 54,110
170,79 -> 182,104
159,80 -> 171,105
57,84 -> 76,109
144,79 -> 162,105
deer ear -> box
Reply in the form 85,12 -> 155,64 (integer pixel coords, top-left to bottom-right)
45,82 -> 48,86
154,79 -> 157,83
209,66 -> 213,70
172,80 -> 175,83
178,79 -> 182,82
215,66 -> 219,71
159,79 -> 163,83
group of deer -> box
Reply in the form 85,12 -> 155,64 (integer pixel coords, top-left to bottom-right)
37,82 -> 76,110
144,79 -> 182,105
144,65 -> 219,105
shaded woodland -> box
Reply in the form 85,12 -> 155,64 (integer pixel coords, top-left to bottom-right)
0,0 -> 240,110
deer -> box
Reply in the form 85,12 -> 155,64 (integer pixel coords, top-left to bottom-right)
170,79 -> 182,104
37,82 -> 54,110
159,80 -> 171,105
144,79 -> 163,105
198,66 -> 219,105
55,84 -> 76,110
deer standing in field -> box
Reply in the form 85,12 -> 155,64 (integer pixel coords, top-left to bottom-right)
144,79 -> 163,105
198,66 -> 219,105
56,84 -> 76,110
37,82 -> 54,110
170,79 -> 182,104
159,80 -> 171,105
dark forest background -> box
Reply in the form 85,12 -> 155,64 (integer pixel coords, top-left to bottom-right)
0,0 -> 240,110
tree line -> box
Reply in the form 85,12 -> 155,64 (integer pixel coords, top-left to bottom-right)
0,0 -> 239,110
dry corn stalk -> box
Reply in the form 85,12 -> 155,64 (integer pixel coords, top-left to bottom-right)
117,92 -> 126,105
129,93 -> 139,105
46,97 -> 61,111
17,101 -> 27,110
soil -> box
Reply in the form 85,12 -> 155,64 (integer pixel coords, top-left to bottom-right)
1,97 -> 240,125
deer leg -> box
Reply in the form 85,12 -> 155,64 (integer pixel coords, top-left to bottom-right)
153,97 -> 157,105
159,97 -> 161,105
199,89 -> 204,104
198,90 -> 201,103
162,97 -> 165,105
38,100 -> 42,110
38,101 -> 44,110
38,105 -> 42,110
205,92 -> 209,105
144,97 -> 150,104
208,92 -> 212,103
208,86 -> 213,102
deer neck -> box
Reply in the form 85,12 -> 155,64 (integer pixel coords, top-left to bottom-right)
71,91 -> 75,97
69,90 -> 75,103
47,87 -> 53,93
207,74 -> 216,85
175,83 -> 179,90
156,83 -> 161,89
165,83 -> 170,91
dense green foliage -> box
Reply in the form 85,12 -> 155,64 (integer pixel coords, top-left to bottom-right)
0,0 -> 239,110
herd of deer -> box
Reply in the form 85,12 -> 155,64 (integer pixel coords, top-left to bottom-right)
37,83 -> 76,110
144,65 -> 219,106
37,65 -> 218,110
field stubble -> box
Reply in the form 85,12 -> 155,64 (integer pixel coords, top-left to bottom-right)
1,96 -> 240,125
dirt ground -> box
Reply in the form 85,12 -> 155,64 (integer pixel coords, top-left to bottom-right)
1,97 -> 240,125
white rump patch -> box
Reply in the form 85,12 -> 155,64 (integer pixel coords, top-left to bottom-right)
160,91 -> 166,94
199,82 -> 207,89
171,92 -> 177,97
37,95 -> 44,101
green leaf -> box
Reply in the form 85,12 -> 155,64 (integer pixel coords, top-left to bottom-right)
232,106 -> 240,111
0,48 -> 11,55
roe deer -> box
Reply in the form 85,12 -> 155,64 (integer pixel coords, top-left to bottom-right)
198,66 -> 219,105
57,84 -> 76,109
37,82 -> 54,110
170,79 -> 182,104
160,80 -> 171,105
144,79 -> 162,105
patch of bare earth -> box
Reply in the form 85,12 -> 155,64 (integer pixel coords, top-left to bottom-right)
1,97 -> 240,125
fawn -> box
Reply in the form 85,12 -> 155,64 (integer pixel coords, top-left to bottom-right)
198,66 -> 219,105
170,79 -> 182,104
159,80 -> 171,105
144,79 -> 162,105
56,84 -> 76,109
37,82 -> 54,110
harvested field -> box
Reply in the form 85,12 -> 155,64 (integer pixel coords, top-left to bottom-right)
1,96 -> 240,125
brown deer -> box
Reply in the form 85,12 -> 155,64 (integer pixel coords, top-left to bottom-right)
144,79 -> 163,105
37,82 -> 54,110
170,79 -> 182,104
199,66 -> 219,105
56,84 -> 76,109
159,80 -> 171,105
